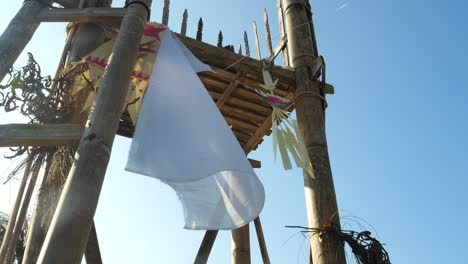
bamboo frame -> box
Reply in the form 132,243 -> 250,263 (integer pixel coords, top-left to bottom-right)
37,1 -> 152,263
0,1 -> 345,263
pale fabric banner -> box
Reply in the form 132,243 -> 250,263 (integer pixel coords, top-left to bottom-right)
126,32 -> 265,230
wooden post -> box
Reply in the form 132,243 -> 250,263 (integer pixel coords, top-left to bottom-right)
276,0 -> 289,66
252,21 -> 261,59
37,1 -> 151,263
253,218 -> 270,264
263,9 -> 273,58
196,17 -> 203,41
283,0 -> 346,263
22,3 -> 109,262
231,224 -> 250,264
162,0 -> 170,25
180,9 -> 188,36
0,157 -> 32,263
244,31 -> 250,57
217,30 -> 223,47
0,0 -> 52,82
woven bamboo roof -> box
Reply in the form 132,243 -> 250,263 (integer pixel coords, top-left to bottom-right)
118,34 -> 297,153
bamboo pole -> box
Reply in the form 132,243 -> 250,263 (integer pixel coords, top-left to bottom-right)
180,9 -> 188,36
5,155 -> 47,264
253,217 -> 270,264
0,0 -> 52,82
244,31 -> 250,57
283,0 -> 346,263
196,17 -> 203,41
231,224 -> 250,264
263,9 -> 273,58
37,1 -> 152,263
252,21 -> 261,59
194,230 -> 219,264
21,153 -> 51,264
162,0 -> 170,25
0,157 -> 33,263
217,30 -> 223,47
276,0 -> 289,66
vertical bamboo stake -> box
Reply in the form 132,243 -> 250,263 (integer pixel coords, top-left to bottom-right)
231,224 -> 250,264
244,31 -> 251,57
217,30 -> 223,47
0,157 -> 33,263
253,217 -> 270,264
263,9 -> 273,58
5,156 -> 46,264
180,9 -> 188,36
162,0 -> 170,26
253,21 -> 261,59
0,0 -> 52,82
37,1 -> 152,263
276,0 -> 289,66
196,18 -> 203,41
238,44 -> 242,55
284,0 -> 346,263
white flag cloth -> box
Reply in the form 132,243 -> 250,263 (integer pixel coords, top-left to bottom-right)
126,32 -> 265,230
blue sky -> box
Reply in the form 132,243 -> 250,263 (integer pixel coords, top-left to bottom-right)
1,0 -> 467,263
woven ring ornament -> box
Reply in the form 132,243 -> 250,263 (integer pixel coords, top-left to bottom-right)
294,91 -> 328,109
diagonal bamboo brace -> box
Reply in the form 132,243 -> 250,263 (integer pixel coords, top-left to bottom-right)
37,1 -> 152,263
0,0 -> 53,82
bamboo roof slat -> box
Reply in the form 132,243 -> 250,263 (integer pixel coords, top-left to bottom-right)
221,105 -> 266,123
216,72 -> 243,109
206,89 -> 271,116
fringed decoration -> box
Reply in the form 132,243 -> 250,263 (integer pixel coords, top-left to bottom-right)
257,62 -> 314,178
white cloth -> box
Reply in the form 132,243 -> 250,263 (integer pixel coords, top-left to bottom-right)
126,32 -> 265,230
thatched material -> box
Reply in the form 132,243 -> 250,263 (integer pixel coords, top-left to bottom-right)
0,212 -> 27,264
286,226 -> 391,264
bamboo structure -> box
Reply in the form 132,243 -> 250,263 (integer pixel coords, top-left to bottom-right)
0,0 -> 347,263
